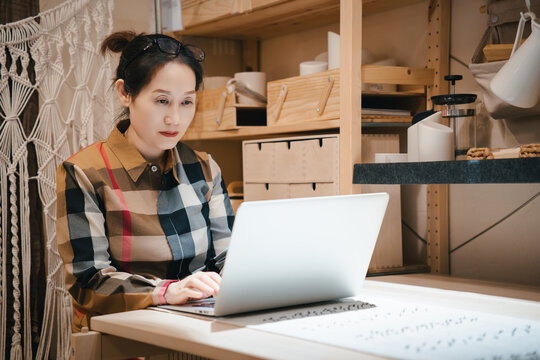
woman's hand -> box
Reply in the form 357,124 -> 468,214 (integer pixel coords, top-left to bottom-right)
164,271 -> 221,305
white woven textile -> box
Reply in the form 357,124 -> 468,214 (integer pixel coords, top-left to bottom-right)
0,0 -> 115,359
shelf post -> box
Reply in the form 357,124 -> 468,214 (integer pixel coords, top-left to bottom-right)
426,0 -> 450,274
339,0 -> 363,195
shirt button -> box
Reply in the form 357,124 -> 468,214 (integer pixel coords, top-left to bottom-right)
151,165 -> 158,172
491,15 -> 499,23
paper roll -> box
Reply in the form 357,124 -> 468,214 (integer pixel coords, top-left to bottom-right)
417,121 -> 454,162
328,31 -> 340,70
408,111 -> 454,162
407,121 -> 421,162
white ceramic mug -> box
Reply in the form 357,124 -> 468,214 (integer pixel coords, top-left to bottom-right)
203,76 -> 232,90
234,72 -> 266,105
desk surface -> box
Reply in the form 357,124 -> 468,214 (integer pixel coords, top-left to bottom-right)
90,274 -> 540,360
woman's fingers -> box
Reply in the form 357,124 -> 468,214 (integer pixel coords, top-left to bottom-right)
165,272 -> 223,304
188,272 -> 221,295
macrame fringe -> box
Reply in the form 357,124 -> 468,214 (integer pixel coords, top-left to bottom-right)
0,0 -> 115,358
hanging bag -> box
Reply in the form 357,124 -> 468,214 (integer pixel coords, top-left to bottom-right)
469,0 -> 540,119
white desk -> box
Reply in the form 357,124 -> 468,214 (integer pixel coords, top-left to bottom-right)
74,274 -> 540,360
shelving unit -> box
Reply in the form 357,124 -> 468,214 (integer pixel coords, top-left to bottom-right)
170,0 -> 450,274
172,0 -> 427,40
171,0 -> 445,192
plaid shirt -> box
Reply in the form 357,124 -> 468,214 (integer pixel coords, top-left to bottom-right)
56,120 -> 234,330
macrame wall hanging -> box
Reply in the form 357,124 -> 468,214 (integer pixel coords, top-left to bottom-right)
0,0 -> 115,359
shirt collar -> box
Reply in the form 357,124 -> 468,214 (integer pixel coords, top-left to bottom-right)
106,120 -> 180,183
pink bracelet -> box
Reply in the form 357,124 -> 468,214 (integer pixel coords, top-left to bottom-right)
159,280 -> 178,304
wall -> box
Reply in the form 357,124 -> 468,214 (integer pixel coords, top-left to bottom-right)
447,0 -> 540,286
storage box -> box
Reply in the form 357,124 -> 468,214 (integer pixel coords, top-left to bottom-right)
186,85 -> 266,135
243,134 -> 339,201
267,69 -> 340,126
243,133 -> 404,272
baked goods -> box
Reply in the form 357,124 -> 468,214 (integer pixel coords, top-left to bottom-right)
519,144 -> 540,158
467,147 -> 494,160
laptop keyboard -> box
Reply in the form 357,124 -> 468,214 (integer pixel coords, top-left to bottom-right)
189,299 -> 216,308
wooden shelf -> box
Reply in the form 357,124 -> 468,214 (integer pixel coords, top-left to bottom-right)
183,114 -> 413,140
169,0 -> 427,39
183,119 -> 340,140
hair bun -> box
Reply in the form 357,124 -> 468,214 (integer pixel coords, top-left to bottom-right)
100,31 -> 143,55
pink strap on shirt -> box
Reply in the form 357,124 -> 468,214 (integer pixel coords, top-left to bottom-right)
99,142 -> 133,272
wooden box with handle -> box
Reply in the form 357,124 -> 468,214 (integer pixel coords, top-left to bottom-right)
267,69 -> 340,126
186,84 -> 266,135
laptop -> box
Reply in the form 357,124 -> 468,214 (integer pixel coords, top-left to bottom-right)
159,192 -> 389,317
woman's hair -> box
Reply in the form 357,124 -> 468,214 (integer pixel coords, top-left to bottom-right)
101,31 -> 204,102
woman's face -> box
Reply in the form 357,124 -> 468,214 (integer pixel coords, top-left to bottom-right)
116,61 -> 197,162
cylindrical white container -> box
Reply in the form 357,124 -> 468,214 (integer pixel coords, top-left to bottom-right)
328,31 -> 340,70
299,61 -> 328,76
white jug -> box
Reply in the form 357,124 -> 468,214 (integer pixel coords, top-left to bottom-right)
490,13 -> 540,108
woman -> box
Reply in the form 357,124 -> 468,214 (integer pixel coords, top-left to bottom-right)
56,32 -> 234,331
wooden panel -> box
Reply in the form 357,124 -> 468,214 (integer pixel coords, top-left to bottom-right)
182,119 -> 340,141
362,0 -> 426,15
70,330 -> 101,360
182,140 -> 244,189
425,0 -> 450,275
181,0 -> 287,29
362,65 -> 434,86
173,0 -> 430,39
426,0 -> 451,107
175,0 -> 339,39
244,182 -> 338,201
364,184 -> 403,270
340,0 -> 363,195
427,184 -> 449,274
243,134 -> 339,183
242,39 -> 259,71
360,134 -> 403,271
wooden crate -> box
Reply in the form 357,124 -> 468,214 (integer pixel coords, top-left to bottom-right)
186,85 -> 266,135
243,134 -> 339,201
266,66 -> 434,127
267,69 -> 340,126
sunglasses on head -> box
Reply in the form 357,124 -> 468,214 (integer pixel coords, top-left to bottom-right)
121,36 -> 205,76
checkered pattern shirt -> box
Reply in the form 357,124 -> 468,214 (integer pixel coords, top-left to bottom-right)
56,120 -> 234,329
